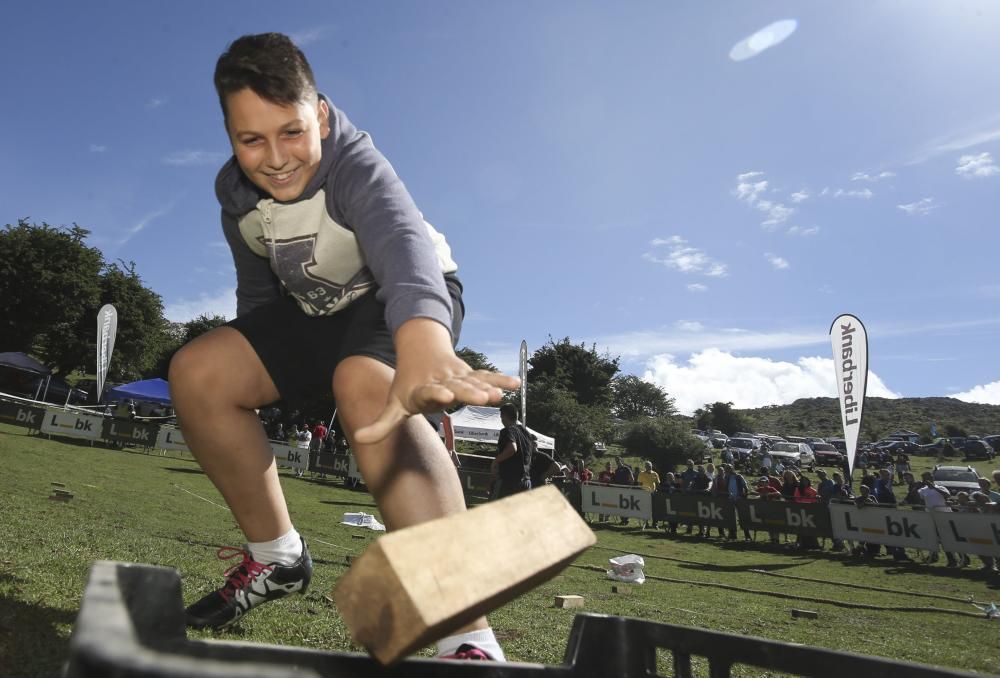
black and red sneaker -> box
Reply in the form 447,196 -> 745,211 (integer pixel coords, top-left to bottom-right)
440,643 -> 495,661
185,540 -> 312,630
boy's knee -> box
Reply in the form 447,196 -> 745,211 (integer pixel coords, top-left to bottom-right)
333,357 -> 391,415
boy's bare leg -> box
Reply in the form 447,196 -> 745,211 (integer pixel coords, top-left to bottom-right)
168,327 -> 292,542
334,355 -> 488,633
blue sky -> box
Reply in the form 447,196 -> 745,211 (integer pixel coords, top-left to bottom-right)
4,1 -> 999,414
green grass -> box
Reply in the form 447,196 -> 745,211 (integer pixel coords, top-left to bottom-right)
1,423 -> 999,677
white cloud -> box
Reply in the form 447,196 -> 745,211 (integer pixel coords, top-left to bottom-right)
786,225 -> 819,237
164,287 -> 237,323
765,253 -> 789,269
642,348 -> 899,415
955,152 -> 999,179
686,283 -> 708,293
146,98 -> 166,110
952,380 -> 1000,405
789,190 -> 809,203
897,197 -> 940,216
163,150 -> 227,166
733,171 -> 795,228
89,144 -> 107,153
676,320 -> 704,332
644,237 -> 728,277
833,187 -> 873,199
911,120 -> 1000,164
851,171 -> 895,182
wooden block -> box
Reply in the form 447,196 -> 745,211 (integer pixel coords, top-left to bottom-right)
51,482 -> 66,488
611,585 -> 630,594
334,485 -> 595,665
791,609 -> 818,619
555,595 -> 584,608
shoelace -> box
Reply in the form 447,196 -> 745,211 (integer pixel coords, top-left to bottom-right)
441,644 -> 492,661
215,546 -> 273,603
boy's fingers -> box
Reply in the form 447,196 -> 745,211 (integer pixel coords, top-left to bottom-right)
476,371 -> 520,390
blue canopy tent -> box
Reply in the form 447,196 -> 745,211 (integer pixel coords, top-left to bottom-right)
106,378 -> 172,405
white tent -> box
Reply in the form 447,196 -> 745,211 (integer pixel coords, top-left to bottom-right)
441,405 -> 555,451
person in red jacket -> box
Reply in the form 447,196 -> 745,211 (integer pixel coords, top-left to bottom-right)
793,476 -> 818,503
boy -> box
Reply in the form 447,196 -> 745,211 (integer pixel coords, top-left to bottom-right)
169,33 -> 517,661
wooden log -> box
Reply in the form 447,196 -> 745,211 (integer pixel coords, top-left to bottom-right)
791,609 -> 819,619
334,485 -> 595,665
611,585 -> 630,594
555,595 -> 585,608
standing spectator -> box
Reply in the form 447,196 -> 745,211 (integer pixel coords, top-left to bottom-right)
815,469 -> 835,503
894,452 -> 910,485
780,470 -> 799,501
311,420 -> 328,452
576,460 -> 593,483
680,460 -> 698,490
852,485 -> 880,558
917,471 -> 960,567
708,465 -> 728,538
596,462 -> 614,522
295,425 -> 311,477
759,449 -> 772,477
873,469 -> 911,562
528,445 -> 560,489
704,462 -> 717,483
637,461 -> 661,529
755,475 -> 782,544
857,449 -> 869,471
720,446 -> 734,467
660,472 -> 680,535
967,493 -> 998,573
978,478 -> 1000,504
724,464 -> 751,540
491,404 -> 532,499
612,459 -> 636,525
860,468 -> 877,493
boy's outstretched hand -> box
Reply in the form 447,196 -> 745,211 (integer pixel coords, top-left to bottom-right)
353,318 -> 520,445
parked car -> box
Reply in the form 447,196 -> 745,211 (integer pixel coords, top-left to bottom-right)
805,436 -> 827,449
881,440 -> 922,456
812,443 -> 844,467
931,465 -> 981,496
723,437 -> 759,465
984,435 -> 1000,455
828,438 -> 847,453
963,439 -> 995,461
769,442 -> 816,470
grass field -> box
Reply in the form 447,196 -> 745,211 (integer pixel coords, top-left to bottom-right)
1,423 -> 999,677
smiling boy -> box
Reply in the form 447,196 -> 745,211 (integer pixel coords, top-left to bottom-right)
169,33 -> 516,661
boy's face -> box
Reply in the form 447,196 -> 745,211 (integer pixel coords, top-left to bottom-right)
225,88 -> 330,202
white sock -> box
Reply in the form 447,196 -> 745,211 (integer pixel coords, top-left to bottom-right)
248,527 -> 303,566
435,628 -> 506,661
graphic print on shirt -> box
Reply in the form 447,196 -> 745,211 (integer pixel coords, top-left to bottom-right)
267,234 -> 374,315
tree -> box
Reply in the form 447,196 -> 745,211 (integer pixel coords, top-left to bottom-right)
621,417 -> 706,473
455,347 -> 498,372
150,314 -> 231,378
0,221 -> 102,367
527,337 -> 619,408
693,402 -> 756,436
181,314 -> 230,344
526,379 -> 608,460
611,375 -> 676,420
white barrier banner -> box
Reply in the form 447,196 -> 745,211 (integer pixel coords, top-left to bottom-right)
41,408 -> 102,440
273,443 -> 307,471
581,484 -> 652,520
156,427 -> 189,452
829,503 -> 939,550
932,511 -> 1000,558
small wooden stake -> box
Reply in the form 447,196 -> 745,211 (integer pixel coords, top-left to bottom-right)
555,595 -> 585,608
791,609 -> 818,619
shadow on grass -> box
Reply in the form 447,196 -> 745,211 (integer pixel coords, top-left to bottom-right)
0,574 -> 76,678
163,467 -> 206,475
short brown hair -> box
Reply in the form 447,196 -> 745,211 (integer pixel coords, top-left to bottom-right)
214,33 -> 317,120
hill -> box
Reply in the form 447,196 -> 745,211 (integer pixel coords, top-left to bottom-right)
738,396 -> 1000,442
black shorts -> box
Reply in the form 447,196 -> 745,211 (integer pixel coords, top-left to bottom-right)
226,275 -> 464,405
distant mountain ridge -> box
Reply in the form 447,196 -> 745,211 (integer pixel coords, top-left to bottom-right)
738,397 -> 1000,441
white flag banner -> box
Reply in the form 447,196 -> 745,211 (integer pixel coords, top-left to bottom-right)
519,340 -> 528,426
96,304 -> 118,402
830,314 -> 868,475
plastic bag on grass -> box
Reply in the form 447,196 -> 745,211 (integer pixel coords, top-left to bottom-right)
607,554 -> 645,584
341,512 -> 386,531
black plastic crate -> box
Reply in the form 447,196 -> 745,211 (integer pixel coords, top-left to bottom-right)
64,561 -> 975,677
